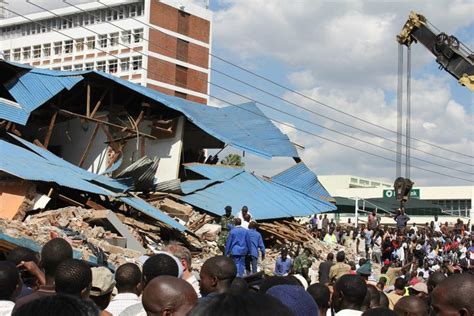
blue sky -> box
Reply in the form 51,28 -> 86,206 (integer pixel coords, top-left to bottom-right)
8,0 -> 474,186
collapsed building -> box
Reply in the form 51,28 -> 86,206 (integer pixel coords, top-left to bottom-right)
0,60 -> 341,270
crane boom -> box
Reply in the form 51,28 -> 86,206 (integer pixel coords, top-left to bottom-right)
397,11 -> 474,92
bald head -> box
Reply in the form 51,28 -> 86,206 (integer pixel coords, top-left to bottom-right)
431,274 -> 474,316
394,296 -> 428,316
143,276 -> 197,316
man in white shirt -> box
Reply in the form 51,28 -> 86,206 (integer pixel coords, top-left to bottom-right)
331,274 -> 367,316
236,206 -> 253,222
0,261 -> 21,316
164,243 -> 201,297
106,263 -> 142,315
433,215 -> 441,232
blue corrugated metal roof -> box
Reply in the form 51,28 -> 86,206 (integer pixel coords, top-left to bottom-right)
1,61 -> 298,159
181,180 -> 217,194
180,166 -> 336,220
119,196 -> 186,232
0,97 -> 30,125
184,164 -> 244,182
271,162 -> 333,201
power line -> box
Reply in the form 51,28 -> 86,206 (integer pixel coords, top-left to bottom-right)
94,0 -> 474,161
39,1 -> 474,170
4,6 -> 473,183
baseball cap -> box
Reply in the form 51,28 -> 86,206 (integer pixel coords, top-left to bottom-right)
410,282 -> 428,294
90,267 -> 116,296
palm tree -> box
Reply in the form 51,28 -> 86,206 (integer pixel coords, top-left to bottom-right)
221,154 -> 245,167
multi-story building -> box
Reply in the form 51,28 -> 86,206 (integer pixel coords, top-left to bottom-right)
0,0 -> 211,104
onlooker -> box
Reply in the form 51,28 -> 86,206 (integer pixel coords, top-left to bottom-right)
387,277 -> 406,310
225,218 -> 249,277
89,267 -> 115,316
430,274 -> 474,316
6,247 -> 41,298
13,294 -> 99,316
318,253 -> 334,285
329,251 -> 351,284
324,228 -> 337,244
331,275 -> 367,316
106,263 -> 142,315
199,256 -> 236,303
274,249 -> 292,276
164,243 -> 201,297
217,206 -> 234,253
427,271 -> 446,294
245,221 -> 265,275
142,276 -> 197,315
0,261 -> 21,315
267,285 -> 319,316
307,283 -> 331,316
54,259 -> 92,298
394,296 -> 428,316
293,248 -> 311,283
14,238 -> 73,310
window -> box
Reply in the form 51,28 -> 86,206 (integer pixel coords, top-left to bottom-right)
86,36 -> 95,50
178,11 -> 190,35
359,179 -> 370,185
108,59 -> 118,73
75,38 -> 84,52
98,34 -> 107,48
176,39 -> 189,62
120,58 -> 130,72
51,67 -> 61,70
96,60 -> 106,72
117,6 -> 124,19
33,45 -> 41,59
74,64 -> 83,71
175,65 -> 188,87
106,9 -> 113,21
109,32 -> 119,47
350,178 -> 358,183
121,30 -> 131,44
63,65 -> 72,71
3,50 -> 11,60
130,5 -> 137,17
43,44 -> 51,57
133,28 -> 143,43
85,62 -> 94,71
54,42 -> 62,55
64,40 -> 73,54
13,49 -> 21,61
132,56 -> 142,70
22,47 -> 31,60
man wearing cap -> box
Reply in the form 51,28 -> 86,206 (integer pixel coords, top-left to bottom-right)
217,206 -> 234,253
409,282 -> 428,299
90,267 -> 116,316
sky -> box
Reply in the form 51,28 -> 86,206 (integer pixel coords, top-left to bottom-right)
6,0 -> 474,187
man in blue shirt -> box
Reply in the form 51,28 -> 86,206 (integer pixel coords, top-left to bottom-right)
225,218 -> 249,277
274,248 -> 292,276
246,221 -> 265,275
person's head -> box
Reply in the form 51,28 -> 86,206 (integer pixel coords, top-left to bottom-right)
90,267 -> 115,310
187,292 -> 293,316
394,277 -> 406,291
40,238 -> 73,278
280,248 -> 288,260
230,277 -> 249,295
324,214 -> 327,218
366,284 -> 381,309
327,253 -> 334,261
258,275 -> 302,293
307,283 -> 330,313
0,261 -> 21,301
248,221 -> 258,230
267,285 -> 319,316
362,308 -> 398,316
115,263 -> 142,295
164,243 -> 193,276
332,275 -> 367,312
435,215 -> 438,221
349,261 -> 356,271
243,213 -> 251,223
142,253 -> 180,286
336,251 -> 346,263
377,276 -> 387,289
6,246 -> 39,288
394,296 -> 429,316
225,206 -> 232,216
241,206 -> 248,215
143,276 -> 197,316
431,273 -> 474,316
13,294 -> 99,316
54,259 -> 92,298
234,218 -> 242,226
427,271 -> 447,294
199,256 -> 236,296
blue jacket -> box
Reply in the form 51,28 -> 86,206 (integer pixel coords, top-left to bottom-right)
246,228 -> 265,258
225,226 -> 249,256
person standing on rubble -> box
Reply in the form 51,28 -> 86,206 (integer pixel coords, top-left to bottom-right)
217,206 -> 234,253
246,221 -> 265,275
292,248 -> 311,284
225,218 -> 250,277
237,206 -> 253,223
322,214 -> 329,231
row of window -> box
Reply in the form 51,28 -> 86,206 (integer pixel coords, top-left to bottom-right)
50,56 -> 143,74
2,29 -> 143,61
1,2 -> 144,39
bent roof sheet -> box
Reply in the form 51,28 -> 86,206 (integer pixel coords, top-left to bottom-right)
180,165 -> 336,220
0,97 -> 30,125
271,162 -> 333,201
1,61 -> 298,159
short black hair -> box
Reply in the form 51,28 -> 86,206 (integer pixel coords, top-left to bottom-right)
115,263 -> 141,293
202,256 -> 237,282
427,271 -> 446,293
6,247 -> 39,265
394,277 -> 406,290
327,253 -> 334,261
336,251 -> 345,262
362,307 -> 398,316
0,261 -> 20,300
307,283 -> 330,308
13,294 -> 99,316
41,238 -> 73,277
142,254 -> 179,284
335,275 -> 367,306
258,276 -> 301,293
366,284 -> 380,308
230,277 -> 249,295
54,259 -> 92,296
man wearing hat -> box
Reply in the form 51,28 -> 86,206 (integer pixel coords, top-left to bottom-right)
217,206 -> 234,253
90,267 -> 116,316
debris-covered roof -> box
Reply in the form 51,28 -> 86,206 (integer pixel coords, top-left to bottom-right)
0,97 -> 30,125
179,164 -> 336,220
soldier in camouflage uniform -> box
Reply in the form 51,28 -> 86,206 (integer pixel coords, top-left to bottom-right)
293,248 -> 311,283
217,206 -> 234,253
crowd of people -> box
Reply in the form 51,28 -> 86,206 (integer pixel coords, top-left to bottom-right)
0,206 -> 472,316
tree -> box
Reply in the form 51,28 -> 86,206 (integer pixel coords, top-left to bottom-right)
221,154 -> 245,167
